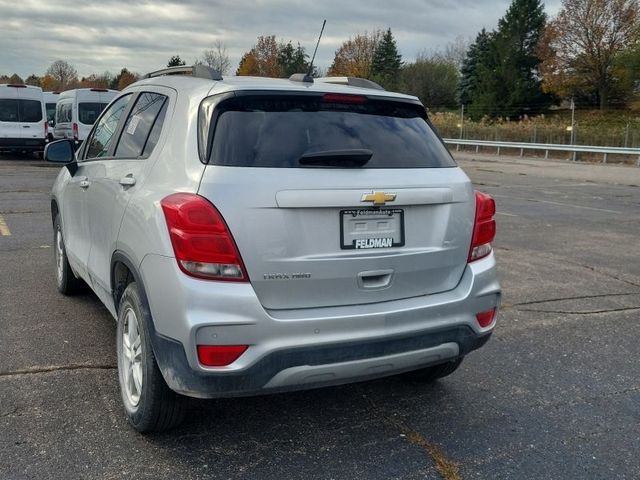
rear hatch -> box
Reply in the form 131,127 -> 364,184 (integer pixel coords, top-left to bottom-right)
197,92 -> 475,310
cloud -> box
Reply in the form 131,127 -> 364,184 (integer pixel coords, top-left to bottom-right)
0,0 -> 562,78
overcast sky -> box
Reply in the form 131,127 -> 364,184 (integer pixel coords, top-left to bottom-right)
0,0 -> 562,78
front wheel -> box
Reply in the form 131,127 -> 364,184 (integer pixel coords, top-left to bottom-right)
400,357 -> 464,383
117,282 -> 186,433
53,214 -> 85,295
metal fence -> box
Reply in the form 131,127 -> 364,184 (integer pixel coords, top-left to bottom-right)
443,138 -> 640,166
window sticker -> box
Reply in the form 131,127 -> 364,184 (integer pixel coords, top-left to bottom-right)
126,115 -> 141,135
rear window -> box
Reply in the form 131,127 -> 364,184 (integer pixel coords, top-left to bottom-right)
78,102 -> 108,125
19,100 -> 43,123
46,103 -> 56,122
205,95 -> 455,168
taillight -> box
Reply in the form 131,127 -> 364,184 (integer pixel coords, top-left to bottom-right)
197,345 -> 248,367
44,121 -> 48,138
476,309 -> 497,328
160,193 -> 248,281
468,191 -> 496,262
72,122 -> 78,140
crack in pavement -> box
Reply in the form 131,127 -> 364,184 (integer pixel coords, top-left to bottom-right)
518,306 -> 640,315
362,393 -> 462,480
505,292 -> 639,308
0,364 -> 117,378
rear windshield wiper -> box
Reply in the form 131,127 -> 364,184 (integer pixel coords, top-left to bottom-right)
298,149 -> 373,168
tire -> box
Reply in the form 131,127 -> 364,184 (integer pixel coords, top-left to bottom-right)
400,357 -> 464,383
53,214 -> 85,295
117,282 -> 186,433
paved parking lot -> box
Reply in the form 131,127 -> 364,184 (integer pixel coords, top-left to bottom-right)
1,152 -> 639,480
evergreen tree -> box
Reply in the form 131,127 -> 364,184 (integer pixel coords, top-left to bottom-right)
278,42 -> 309,77
167,55 -> 186,67
458,29 -> 492,105
370,28 -> 402,90
466,0 -> 551,119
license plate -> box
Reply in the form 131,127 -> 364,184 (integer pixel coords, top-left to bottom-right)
340,209 -> 405,250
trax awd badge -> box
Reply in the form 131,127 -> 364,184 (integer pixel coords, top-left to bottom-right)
361,191 -> 397,206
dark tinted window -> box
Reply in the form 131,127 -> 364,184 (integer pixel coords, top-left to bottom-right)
0,99 -> 19,122
19,100 -> 42,123
46,103 -> 56,122
115,93 -> 167,158
78,102 -> 108,125
207,95 -> 455,168
142,100 -> 168,157
85,95 -> 132,159
57,103 -> 72,123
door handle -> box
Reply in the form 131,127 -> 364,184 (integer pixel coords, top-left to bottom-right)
119,175 -> 136,187
22,125 -> 31,128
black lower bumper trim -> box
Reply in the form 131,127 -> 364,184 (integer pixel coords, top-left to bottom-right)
151,326 -> 492,398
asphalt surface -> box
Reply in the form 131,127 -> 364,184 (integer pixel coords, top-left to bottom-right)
1,152 -> 639,480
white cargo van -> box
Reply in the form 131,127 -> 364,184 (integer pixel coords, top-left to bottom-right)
54,88 -> 118,146
0,84 -> 48,153
43,91 -> 60,141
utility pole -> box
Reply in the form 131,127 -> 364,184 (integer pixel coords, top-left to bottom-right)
570,98 -> 577,161
459,104 -> 465,139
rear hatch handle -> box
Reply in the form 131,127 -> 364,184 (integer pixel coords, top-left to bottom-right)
358,269 -> 394,290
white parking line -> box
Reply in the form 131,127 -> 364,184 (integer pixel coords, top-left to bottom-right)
0,215 -> 10,236
496,211 -> 519,217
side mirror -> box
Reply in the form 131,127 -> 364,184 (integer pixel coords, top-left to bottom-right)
48,119 -> 55,127
44,139 -> 75,164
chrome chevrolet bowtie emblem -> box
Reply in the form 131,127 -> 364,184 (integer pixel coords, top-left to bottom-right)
361,191 -> 397,206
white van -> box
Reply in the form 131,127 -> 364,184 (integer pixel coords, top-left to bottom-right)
43,91 -> 60,141
0,84 -> 48,153
54,88 -> 118,146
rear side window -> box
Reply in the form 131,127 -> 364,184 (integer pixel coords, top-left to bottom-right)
115,93 -> 167,158
0,99 -> 19,122
19,100 -> 42,123
78,102 -> 108,125
205,95 -> 455,168
85,94 -> 132,159
46,103 -> 56,123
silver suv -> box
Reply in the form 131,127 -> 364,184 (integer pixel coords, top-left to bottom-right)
45,66 -> 500,433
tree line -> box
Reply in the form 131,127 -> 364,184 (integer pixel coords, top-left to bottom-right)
3,0 -> 638,120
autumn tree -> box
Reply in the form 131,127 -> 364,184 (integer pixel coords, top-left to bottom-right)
202,40 -> 231,74
111,68 -> 138,90
539,0 -> 640,109
328,30 -> 382,78
167,55 -> 186,67
8,73 -> 24,84
236,51 -> 260,75
370,28 -> 403,89
46,60 -> 78,90
80,72 -> 113,89
40,74 -> 58,92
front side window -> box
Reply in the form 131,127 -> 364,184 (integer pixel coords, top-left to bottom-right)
19,100 -> 43,123
78,102 -> 108,125
0,99 -> 19,122
85,95 -> 132,159
115,93 -> 167,158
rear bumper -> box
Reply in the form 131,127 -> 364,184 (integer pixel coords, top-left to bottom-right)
0,138 -> 47,151
140,253 -> 500,398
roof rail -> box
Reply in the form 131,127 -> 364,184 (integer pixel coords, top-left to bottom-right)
315,76 -> 385,91
143,65 -> 223,81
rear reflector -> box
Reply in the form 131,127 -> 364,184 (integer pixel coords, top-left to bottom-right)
476,309 -> 497,328
468,191 -> 496,262
322,93 -> 367,104
161,193 -> 248,281
197,345 -> 248,367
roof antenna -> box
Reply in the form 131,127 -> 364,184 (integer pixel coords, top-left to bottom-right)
290,19 -> 326,84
